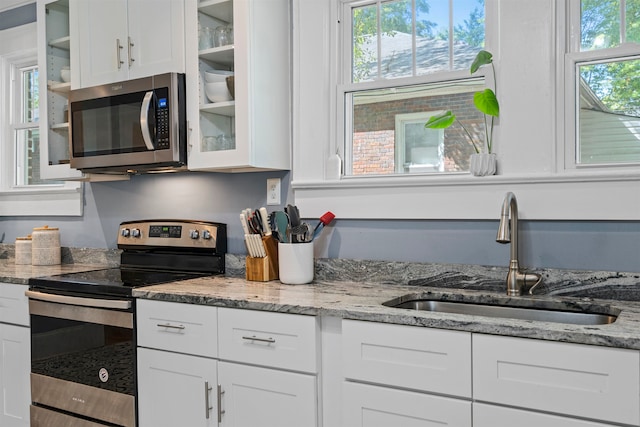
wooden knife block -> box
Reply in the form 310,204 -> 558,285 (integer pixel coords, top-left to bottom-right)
245,236 -> 279,281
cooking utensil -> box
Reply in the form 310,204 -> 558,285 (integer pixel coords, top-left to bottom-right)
274,211 -> 290,243
286,205 -> 301,242
312,211 -> 335,240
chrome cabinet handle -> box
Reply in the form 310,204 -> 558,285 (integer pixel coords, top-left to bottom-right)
116,38 -> 124,69
217,384 -> 225,422
156,323 -> 185,330
242,335 -> 276,344
204,381 -> 213,419
128,36 -> 135,67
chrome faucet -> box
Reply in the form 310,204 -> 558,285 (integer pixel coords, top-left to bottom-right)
496,192 -> 542,295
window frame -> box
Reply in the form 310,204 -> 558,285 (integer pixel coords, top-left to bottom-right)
0,22 -> 82,217
290,0 -> 640,221
562,0 -> 640,172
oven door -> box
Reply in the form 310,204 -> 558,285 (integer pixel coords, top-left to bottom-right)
27,290 -> 136,427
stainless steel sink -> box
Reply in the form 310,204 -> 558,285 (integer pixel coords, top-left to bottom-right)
382,297 -> 618,325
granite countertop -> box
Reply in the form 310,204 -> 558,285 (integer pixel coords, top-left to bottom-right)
3,248 -> 640,351
133,274 -> 640,351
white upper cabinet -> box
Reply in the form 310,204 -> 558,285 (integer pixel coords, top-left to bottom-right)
72,0 -> 185,88
186,0 -> 291,172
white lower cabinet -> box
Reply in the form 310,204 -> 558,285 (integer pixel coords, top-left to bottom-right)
341,320 -> 472,427
473,403 -> 619,427
137,347 -> 218,427
343,381 -> 471,427
218,361 -> 317,427
0,284 -> 30,427
473,334 -> 640,426
137,302 -> 319,427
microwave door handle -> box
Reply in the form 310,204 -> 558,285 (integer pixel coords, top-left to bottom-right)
140,91 -> 155,150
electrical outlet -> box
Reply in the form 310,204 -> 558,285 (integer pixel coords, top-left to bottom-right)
266,178 -> 281,205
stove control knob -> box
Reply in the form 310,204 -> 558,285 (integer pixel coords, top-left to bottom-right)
131,228 -> 141,238
190,229 -> 199,239
202,230 -> 212,240
120,228 -> 130,238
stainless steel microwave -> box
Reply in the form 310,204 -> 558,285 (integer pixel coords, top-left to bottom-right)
69,73 -> 186,174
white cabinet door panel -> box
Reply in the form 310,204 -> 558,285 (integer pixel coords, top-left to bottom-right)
218,308 -> 318,373
74,0 -> 128,87
137,347 -> 217,427
0,284 -> 29,326
343,381 -> 471,427
473,334 -> 640,426
126,0 -> 185,79
218,361 -> 317,427
342,319 -> 471,397
137,299 -> 217,357
474,403 -> 618,427
0,324 -> 30,427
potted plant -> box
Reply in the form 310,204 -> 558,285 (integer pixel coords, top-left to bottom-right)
424,50 -> 499,176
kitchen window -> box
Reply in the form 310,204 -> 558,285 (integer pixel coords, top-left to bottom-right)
292,0 -> 640,220
565,0 -> 640,169
0,22 -> 82,216
340,0 -> 486,177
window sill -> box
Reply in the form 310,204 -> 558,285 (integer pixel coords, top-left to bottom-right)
292,170 -> 640,220
0,186 -> 83,216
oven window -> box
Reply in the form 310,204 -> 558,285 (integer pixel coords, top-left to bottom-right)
31,314 -> 135,395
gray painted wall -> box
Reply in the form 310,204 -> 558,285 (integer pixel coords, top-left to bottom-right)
0,172 -> 638,273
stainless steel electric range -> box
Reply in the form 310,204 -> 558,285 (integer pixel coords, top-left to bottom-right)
26,219 -> 227,427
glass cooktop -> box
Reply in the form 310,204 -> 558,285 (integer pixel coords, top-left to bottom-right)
28,268 -> 209,298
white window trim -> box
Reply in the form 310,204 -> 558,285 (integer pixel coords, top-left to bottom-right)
0,23 -> 82,216
291,0 -> 640,221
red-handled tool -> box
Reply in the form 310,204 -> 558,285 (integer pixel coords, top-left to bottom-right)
312,211 -> 335,240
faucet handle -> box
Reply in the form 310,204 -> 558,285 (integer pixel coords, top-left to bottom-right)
524,272 -> 542,295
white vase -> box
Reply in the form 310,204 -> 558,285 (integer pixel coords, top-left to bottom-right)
469,153 -> 497,176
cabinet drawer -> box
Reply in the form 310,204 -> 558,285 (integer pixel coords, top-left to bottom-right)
343,381 -> 471,427
473,334 -> 640,426
474,403 -> 618,427
342,320 -> 472,397
218,308 -> 318,373
136,299 -> 217,357
0,283 -> 29,326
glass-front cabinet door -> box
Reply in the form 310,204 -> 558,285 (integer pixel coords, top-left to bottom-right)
186,0 -> 291,172
37,0 -> 83,180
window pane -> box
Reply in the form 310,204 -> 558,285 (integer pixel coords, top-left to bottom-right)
21,66 -> 39,123
578,58 -> 640,164
352,0 -> 485,82
15,128 -> 47,186
348,80 -> 485,176
627,0 -> 640,44
581,0 -> 620,50
380,0 -> 413,79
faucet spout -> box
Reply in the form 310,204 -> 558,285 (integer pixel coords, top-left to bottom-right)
496,192 -> 541,295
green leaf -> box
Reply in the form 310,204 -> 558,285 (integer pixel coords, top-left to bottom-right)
424,111 -> 456,129
473,89 -> 499,117
470,50 -> 493,74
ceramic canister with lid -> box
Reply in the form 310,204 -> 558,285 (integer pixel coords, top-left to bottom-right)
15,236 -> 32,265
31,225 -> 61,265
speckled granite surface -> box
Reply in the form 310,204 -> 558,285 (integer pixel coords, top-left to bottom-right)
2,245 -> 640,350
133,264 -> 640,351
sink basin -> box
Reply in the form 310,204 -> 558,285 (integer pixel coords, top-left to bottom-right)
382,297 -> 618,325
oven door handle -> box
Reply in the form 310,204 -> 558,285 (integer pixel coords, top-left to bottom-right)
25,290 -> 132,310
